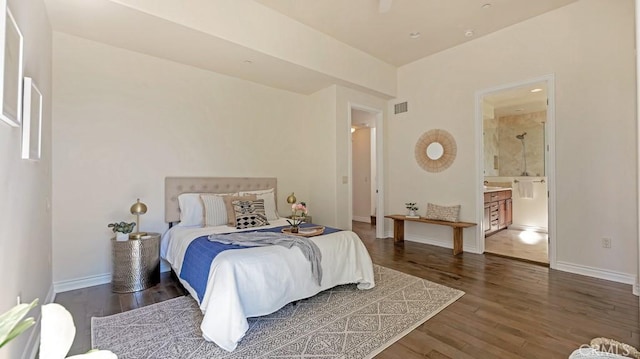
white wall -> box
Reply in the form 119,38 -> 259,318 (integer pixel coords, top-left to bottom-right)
0,0 -> 52,357
390,0 -> 637,281
306,85 -> 337,226
335,86 -> 388,231
51,33 -> 324,286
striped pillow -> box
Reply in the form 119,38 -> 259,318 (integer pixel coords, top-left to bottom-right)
200,194 -> 234,227
233,199 -> 269,229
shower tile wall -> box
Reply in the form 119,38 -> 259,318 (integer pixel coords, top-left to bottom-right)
483,117 -> 499,176
489,111 -> 546,177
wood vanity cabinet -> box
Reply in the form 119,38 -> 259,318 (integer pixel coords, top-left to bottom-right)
483,203 -> 491,233
505,198 -> 512,226
484,190 -> 512,236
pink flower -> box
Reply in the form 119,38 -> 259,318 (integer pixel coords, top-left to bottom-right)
292,203 -> 308,214
288,202 -> 309,228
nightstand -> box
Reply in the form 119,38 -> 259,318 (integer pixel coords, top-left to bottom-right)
111,233 -> 160,293
286,215 -> 313,224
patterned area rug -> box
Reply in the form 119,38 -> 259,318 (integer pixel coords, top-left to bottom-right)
92,265 -> 464,359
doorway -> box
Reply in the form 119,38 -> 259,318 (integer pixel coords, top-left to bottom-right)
348,104 -> 384,239
476,75 -> 556,266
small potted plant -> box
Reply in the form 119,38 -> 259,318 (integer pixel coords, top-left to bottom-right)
108,221 -> 136,241
405,202 -> 419,218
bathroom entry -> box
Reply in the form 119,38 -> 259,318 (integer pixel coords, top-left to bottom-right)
479,78 -> 554,265
350,109 -> 377,226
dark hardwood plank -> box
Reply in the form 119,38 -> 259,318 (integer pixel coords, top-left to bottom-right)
352,221 -> 639,358
56,222 -> 639,358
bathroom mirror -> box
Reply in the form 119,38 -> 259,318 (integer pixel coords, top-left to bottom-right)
426,142 -> 444,160
415,129 -> 457,173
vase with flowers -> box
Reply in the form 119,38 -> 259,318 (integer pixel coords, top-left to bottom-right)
405,202 -> 419,218
287,201 -> 308,233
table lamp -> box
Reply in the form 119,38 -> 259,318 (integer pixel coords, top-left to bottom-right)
129,198 -> 148,239
286,192 -> 297,217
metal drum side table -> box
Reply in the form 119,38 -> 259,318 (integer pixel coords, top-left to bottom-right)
111,233 -> 160,293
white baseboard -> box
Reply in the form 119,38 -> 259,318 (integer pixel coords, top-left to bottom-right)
23,318 -> 41,359
384,230 -> 480,254
634,282 -> 639,296
22,284 -> 56,359
352,216 -> 371,223
555,261 -> 637,286
54,264 -> 174,292
53,273 -> 111,293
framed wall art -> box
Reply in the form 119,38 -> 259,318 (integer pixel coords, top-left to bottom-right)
21,77 -> 43,160
0,6 -> 23,127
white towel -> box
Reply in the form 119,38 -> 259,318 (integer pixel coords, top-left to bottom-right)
518,180 -> 534,199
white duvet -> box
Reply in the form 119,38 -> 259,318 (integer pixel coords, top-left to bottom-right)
161,219 -> 375,352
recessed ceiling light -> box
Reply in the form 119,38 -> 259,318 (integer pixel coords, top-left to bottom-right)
530,88 -> 543,93
464,30 -> 474,37
409,32 -> 421,39
481,3 -> 492,9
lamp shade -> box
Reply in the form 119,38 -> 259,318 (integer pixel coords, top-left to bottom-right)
130,199 -> 147,215
286,192 -> 297,204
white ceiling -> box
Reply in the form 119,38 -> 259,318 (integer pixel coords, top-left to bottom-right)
44,0 -> 579,95
254,0 -> 579,66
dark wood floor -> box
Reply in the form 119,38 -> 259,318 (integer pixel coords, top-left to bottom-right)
56,222 -> 640,358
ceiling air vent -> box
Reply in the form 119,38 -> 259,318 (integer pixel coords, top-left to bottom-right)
394,101 -> 408,115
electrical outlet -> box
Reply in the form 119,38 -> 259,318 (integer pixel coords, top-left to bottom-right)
602,238 -> 612,248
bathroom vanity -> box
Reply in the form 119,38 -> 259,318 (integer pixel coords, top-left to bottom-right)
483,188 -> 512,236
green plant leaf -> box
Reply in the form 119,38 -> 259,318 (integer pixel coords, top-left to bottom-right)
0,299 -> 38,348
0,318 -> 35,348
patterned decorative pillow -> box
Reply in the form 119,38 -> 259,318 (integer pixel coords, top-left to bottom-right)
223,195 -> 257,226
239,188 -> 279,221
425,203 -> 460,222
233,199 -> 270,229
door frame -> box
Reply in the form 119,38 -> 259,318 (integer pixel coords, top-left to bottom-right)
474,74 -> 557,268
348,102 -> 385,239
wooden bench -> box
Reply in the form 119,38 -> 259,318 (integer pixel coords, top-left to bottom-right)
384,215 -> 477,255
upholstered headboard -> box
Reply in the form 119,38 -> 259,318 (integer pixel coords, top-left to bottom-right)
165,177 -> 277,223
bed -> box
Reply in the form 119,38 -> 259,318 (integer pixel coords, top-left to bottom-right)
162,177 -> 376,352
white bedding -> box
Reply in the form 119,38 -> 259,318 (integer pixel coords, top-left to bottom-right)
161,219 -> 375,352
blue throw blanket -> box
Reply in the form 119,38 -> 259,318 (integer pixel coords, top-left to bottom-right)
179,224 -> 341,302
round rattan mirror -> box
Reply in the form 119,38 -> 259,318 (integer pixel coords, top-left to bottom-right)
415,129 -> 457,173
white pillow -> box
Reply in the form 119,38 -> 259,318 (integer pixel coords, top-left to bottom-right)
177,193 -> 205,227
239,188 -> 279,221
200,194 -> 230,227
